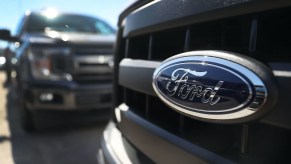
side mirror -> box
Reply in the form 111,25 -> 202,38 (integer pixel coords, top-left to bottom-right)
0,29 -> 19,42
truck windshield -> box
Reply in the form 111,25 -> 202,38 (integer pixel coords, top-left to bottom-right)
26,13 -> 115,35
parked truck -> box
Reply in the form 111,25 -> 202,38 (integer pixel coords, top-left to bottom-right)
0,9 -> 115,131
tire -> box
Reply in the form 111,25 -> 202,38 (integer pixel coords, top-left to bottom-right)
18,89 -> 35,132
20,106 -> 34,132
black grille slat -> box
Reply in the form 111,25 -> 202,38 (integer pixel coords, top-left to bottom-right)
125,88 -> 146,116
184,28 -> 191,52
249,19 -> 258,52
73,74 -> 111,85
183,118 -> 242,161
125,39 -> 130,58
74,44 -> 113,55
75,48 -> 112,55
256,8 -> 291,62
128,35 -> 149,60
152,28 -> 186,61
148,35 -> 153,60
147,96 -> 181,134
189,17 -> 251,54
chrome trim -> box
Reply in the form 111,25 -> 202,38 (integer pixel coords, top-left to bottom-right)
152,51 -> 267,120
73,55 -> 113,74
102,122 -> 132,164
273,70 -> 291,77
119,58 -> 161,69
131,0 -> 161,15
74,55 -> 113,67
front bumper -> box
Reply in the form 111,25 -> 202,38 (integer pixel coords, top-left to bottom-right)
98,122 -> 132,164
24,81 -> 112,110
98,121 -> 156,164
98,105 -> 234,164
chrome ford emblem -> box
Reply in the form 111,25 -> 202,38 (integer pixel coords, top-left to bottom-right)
153,51 -> 277,123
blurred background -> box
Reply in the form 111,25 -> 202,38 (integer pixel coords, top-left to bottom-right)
0,0 -> 132,47
0,0 -> 133,164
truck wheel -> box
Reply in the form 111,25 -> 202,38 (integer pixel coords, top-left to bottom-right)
20,106 -> 35,132
18,89 -> 35,132
16,88 -> 35,132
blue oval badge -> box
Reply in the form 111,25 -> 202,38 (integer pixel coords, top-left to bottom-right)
152,51 -> 275,123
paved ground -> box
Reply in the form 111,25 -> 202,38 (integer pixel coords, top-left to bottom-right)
0,73 -> 107,164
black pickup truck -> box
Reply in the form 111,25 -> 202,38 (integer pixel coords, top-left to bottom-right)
98,0 -> 291,163
0,10 -> 115,131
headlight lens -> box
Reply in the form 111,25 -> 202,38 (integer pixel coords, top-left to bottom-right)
28,48 -> 72,81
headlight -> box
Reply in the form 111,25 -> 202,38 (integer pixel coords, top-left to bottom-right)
0,56 -> 6,65
28,48 -> 72,81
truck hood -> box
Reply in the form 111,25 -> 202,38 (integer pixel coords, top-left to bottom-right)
25,31 -> 115,44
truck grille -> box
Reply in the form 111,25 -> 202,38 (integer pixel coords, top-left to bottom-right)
116,5 -> 291,163
72,45 -> 113,85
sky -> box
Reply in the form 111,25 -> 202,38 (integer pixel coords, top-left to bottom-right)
0,0 -> 134,47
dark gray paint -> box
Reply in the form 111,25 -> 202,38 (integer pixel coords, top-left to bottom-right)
123,0 -> 291,37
